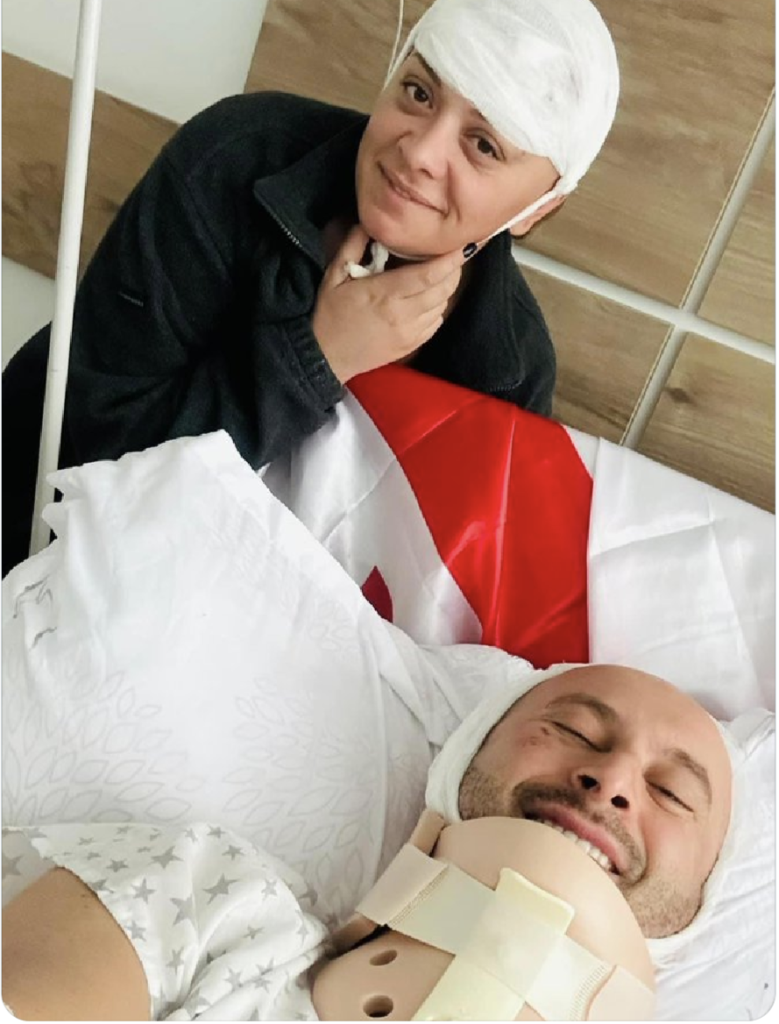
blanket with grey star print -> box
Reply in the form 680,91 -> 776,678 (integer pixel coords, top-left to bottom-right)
3,822 -> 327,1020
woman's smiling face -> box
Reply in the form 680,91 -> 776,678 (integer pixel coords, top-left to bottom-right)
355,53 -> 561,258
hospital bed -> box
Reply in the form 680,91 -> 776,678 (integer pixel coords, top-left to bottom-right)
2,1 -> 775,1020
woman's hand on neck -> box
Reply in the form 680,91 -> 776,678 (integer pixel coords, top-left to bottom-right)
322,217 -> 474,322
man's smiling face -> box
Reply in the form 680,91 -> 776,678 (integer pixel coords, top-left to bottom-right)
458,665 -> 733,938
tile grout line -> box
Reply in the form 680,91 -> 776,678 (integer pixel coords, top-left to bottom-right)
622,91 -> 775,447
512,246 -> 775,365
513,90 -> 776,448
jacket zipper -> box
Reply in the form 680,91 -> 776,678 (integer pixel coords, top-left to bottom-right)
262,204 -> 324,272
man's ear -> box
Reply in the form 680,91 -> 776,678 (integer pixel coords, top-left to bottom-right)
510,194 -> 566,238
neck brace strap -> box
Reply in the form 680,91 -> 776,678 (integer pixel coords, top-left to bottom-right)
354,840 -> 655,1021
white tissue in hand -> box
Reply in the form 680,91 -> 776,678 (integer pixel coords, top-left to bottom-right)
346,241 -> 390,278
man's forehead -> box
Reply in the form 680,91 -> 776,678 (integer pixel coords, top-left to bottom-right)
524,666 -> 687,713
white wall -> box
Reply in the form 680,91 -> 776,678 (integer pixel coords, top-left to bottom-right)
2,0 -> 269,123
2,0 -> 269,362
2,261 -> 56,368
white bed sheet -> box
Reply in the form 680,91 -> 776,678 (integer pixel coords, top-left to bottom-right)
2,421 -> 775,1021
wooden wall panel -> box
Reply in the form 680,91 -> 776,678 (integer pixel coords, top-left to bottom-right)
638,336 -> 775,511
2,53 -> 175,278
699,139 -> 775,346
531,0 -> 775,304
247,0 -> 775,306
522,268 -> 669,443
245,0 -> 432,111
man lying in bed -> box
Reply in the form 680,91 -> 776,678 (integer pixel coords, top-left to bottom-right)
2,663 -> 733,1021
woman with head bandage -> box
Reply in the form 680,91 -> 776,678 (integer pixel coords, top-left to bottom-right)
350,0 -> 619,272
317,0 -> 619,377
3,0 -> 619,576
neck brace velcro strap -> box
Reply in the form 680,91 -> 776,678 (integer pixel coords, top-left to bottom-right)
356,843 -> 655,1021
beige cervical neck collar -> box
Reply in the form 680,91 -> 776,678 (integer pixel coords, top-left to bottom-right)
312,810 -> 655,1021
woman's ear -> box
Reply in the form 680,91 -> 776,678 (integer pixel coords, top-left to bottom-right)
510,194 -> 566,238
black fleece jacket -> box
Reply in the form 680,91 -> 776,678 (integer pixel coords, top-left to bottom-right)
2,91 -> 555,574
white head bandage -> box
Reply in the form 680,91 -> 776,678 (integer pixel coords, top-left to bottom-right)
389,0 -> 620,233
425,661 -> 580,820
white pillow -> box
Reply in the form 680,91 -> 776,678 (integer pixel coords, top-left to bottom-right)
1,432 -> 510,925
2,431 -> 774,1020
649,708 -> 774,1020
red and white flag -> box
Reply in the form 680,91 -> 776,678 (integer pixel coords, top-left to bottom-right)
263,365 -> 592,668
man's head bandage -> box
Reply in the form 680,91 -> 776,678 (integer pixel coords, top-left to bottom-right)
388,0 -> 620,235
425,660 -> 742,965
425,659 -> 576,821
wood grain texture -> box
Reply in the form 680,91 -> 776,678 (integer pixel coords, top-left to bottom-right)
521,266 -> 670,442
699,139 -> 775,346
2,53 -> 176,279
245,0 -> 432,111
247,0 -> 775,307
638,335 -> 775,511
526,0 -> 775,304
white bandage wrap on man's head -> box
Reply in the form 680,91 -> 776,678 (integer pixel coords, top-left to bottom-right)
425,660 -> 573,821
425,659 -> 743,965
389,0 -> 620,227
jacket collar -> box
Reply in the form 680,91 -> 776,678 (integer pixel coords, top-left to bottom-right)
252,115 -> 367,269
414,230 -> 527,390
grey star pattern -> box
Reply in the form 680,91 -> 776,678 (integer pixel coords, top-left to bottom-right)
151,846 -> 183,869
204,874 -> 237,903
170,893 -> 196,926
249,968 -> 271,992
138,845 -> 152,853
299,883 -> 318,907
133,878 -> 156,903
225,968 -> 244,993
187,992 -> 211,1015
167,946 -> 185,972
2,853 -> 22,878
6,823 -> 325,1020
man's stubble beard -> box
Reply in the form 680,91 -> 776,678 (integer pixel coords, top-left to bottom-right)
458,762 -> 702,939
